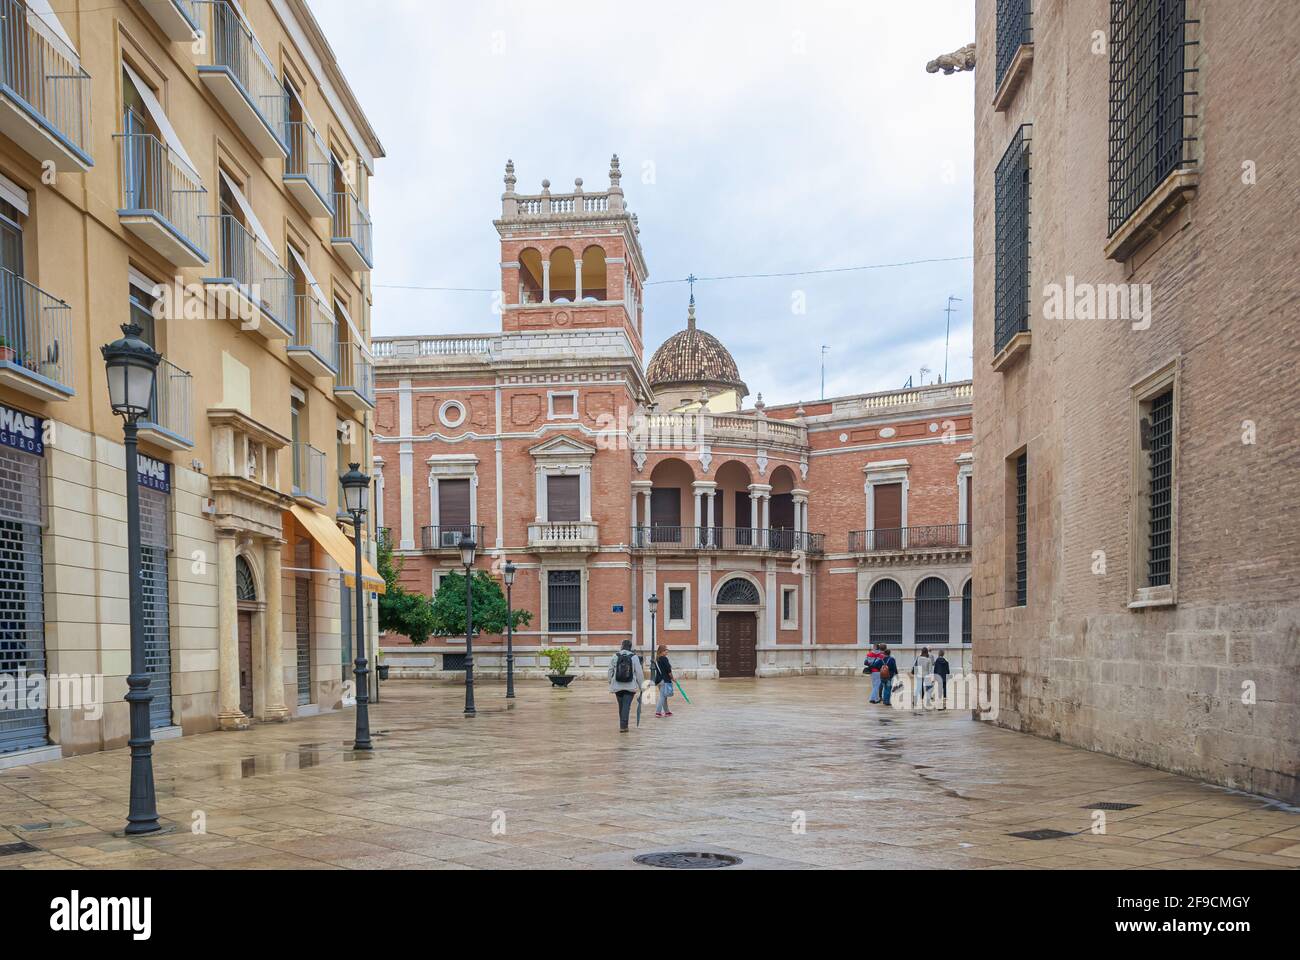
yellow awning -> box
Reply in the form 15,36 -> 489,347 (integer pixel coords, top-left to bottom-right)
288,504 -> 386,593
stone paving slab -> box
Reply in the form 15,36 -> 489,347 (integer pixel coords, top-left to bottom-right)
0,677 -> 1296,871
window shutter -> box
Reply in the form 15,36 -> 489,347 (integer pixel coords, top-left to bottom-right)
438,479 -> 471,529
547,474 -> 581,522
650,487 -> 680,527
874,483 -> 902,528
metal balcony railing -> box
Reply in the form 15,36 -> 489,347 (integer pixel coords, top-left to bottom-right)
116,132 -> 209,261
283,121 -> 333,211
141,357 -> 193,445
331,189 -> 374,267
848,524 -> 971,553
289,294 -> 337,370
291,442 -> 327,505
204,213 -> 293,335
0,0 -> 92,166
630,526 -> 825,554
420,524 -> 485,551
0,268 -> 73,393
334,339 -> 374,404
193,0 -> 287,148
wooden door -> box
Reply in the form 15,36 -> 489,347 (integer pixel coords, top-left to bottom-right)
873,483 -> 903,549
716,612 -> 757,678
238,611 -> 254,715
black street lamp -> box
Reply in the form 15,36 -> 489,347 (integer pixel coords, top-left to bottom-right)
503,561 -> 517,699
101,323 -> 161,836
460,538 -> 478,716
647,593 -> 659,678
340,463 -> 373,751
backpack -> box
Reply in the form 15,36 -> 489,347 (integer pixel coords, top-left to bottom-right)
880,662 -> 891,681
615,651 -> 634,683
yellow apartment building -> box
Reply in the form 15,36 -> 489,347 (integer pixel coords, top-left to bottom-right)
0,0 -> 385,765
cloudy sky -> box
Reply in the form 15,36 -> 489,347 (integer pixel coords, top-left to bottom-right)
309,0 -> 976,404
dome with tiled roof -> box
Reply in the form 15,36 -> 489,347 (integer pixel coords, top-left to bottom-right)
646,296 -> 748,400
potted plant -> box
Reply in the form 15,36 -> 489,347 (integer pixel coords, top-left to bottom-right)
375,646 -> 389,681
539,647 -> 575,687
0,337 -> 13,363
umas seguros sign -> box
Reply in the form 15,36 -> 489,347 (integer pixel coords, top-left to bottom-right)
0,403 -> 44,456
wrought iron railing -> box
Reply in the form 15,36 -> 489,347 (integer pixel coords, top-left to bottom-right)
141,357 -> 193,444
0,268 -> 73,392
283,121 -> 333,211
204,213 -> 293,335
0,0 -> 92,164
848,524 -> 971,552
994,124 -> 1031,355
331,189 -> 374,267
291,442 -> 327,505
995,0 -> 1033,89
288,294 -> 337,371
631,526 -> 825,554
1107,0 -> 1197,236
420,524 -> 485,551
334,339 -> 374,404
193,0 -> 287,148
116,131 -> 209,260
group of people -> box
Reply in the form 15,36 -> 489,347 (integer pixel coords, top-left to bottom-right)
865,644 -> 951,708
607,639 -> 676,732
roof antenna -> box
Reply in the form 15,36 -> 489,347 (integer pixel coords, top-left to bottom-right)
944,295 -> 962,383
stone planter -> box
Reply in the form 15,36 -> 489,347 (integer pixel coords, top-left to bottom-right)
548,674 -> 575,688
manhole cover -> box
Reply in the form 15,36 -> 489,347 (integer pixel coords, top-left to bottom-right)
634,852 -> 743,869
1084,802 -> 1140,811
1007,829 -> 1075,840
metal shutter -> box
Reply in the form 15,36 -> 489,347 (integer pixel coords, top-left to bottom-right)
139,486 -> 173,729
438,478 -> 471,530
0,448 -> 46,754
546,474 -> 581,522
873,483 -> 903,549
295,577 -> 312,704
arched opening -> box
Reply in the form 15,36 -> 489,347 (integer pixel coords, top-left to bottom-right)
549,247 -> 576,303
716,576 -> 761,606
869,578 -> 902,646
648,458 -> 695,543
235,554 -> 258,601
715,459 -> 752,546
962,579 -> 972,644
519,248 -> 543,304
915,577 -> 950,646
768,465 -> 797,550
581,245 -> 607,300
715,575 -> 760,679
234,554 -> 258,715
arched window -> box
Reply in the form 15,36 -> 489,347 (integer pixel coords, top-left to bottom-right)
581,245 -> 607,300
235,555 -> 257,602
915,577 -> 950,645
962,580 -> 972,644
549,247 -> 576,303
717,577 -> 760,606
868,579 -> 902,645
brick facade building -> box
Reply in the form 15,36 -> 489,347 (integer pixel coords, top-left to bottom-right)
375,159 -> 974,679
972,0 -> 1299,801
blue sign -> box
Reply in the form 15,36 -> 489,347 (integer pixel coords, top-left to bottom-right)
137,453 -> 171,493
0,404 -> 43,456
612,604 -> 624,613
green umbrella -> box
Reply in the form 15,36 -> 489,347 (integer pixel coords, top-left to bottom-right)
674,680 -> 691,704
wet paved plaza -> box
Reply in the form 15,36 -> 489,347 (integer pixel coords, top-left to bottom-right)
2,677 -> 1298,870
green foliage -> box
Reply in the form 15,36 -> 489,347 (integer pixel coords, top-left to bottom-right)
538,647 -> 572,676
430,570 -> 533,638
376,533 -> 437,645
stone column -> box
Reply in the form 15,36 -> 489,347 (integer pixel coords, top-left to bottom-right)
542,260 -> 551,302
574,259 -> 583,301
580,466 -> 592,522
216,532 -> 247,730
263,540 -> 290,721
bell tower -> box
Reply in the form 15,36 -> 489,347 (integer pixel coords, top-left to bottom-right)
495,155 -> 648,356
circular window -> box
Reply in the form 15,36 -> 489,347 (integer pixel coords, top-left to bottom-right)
439,400 -> 466,428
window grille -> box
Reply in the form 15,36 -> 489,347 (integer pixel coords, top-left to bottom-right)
296,577 -> 312,705
668,588 -> 685,622
995,0 -> 1032,89
915,577 -> 951,646
0,448 -> 46,754
1015,454 -> 1028,606
868,579 -> 903,646
717,578 -> 759,606
1147,389 -> 1174,586
994,125 -> 1032,354
962,581 -> 972,644
547,570 -> 581,633
1108,0 -> 1198,235
139,486 -> 172,729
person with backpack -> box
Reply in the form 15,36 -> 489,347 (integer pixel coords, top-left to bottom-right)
865,644 -> 886,703
913,646 -> 934,708
653,643 -> 675,718
933,650 -> 951,707
608,638 -> 645,732
879,645 -> 898,706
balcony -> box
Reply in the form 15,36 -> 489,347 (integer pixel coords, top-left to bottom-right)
283,121 -> 333,218
333,340 -> 374,410
630,526 -> 825,555
291,442 -> 327,506
528,521 -> 599,552
116,132 -> 209,266
641,412 -> 807,450
202,214 -> 293,341
848,524 -> 971,555
140,0 -> 201,41
0,0 -> 92,171
420,524 -> 486,552
193,0 -> 287,158
0,268 -> 74,402
138,358 -> 193,450
331,190 -> 373,271
286,295 -> 337,377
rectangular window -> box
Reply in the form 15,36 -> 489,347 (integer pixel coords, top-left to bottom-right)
546,474 -> 581,522
668,587 -> 685,623
438,478 -> 471,533
994,124 -> 1032,354
781,586 -> 798,629
872,482 -> 903,550
1145,389 -> 1174,586
547,570 -> 582,633
995,0 -> 1033,89
1015,453 -> 1028,607
1108,0 -> 1195,236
